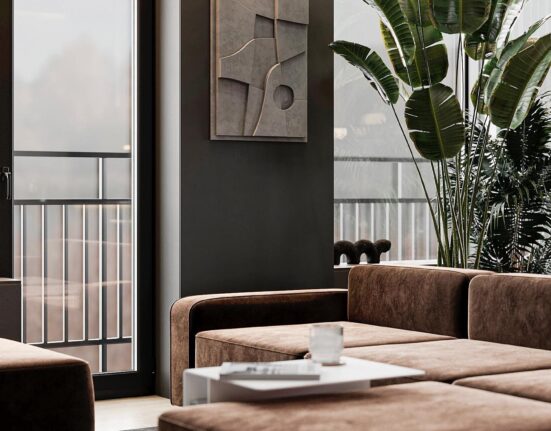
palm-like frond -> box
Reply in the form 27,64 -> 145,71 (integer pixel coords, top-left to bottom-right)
472,95 -> 551,273
527,238 -> 551,274
479,201 -> 551,272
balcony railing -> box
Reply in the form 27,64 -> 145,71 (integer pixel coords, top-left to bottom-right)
334,156 -> 437,262
13,151 -> 134,374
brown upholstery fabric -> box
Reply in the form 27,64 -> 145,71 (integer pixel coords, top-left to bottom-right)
170,289 -> 348,405
195,321 -> 453,368
0,338 -> 94,431
348,265 -> 491,338
158,381 -> 551,431
343,339 -> 551,383
454,369 -> 551,403
469,274 -> 551,350
196,339 -> 297,367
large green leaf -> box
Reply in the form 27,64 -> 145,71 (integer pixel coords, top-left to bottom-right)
380,22 -> 411,84
405,83 -> 465,160
465,0 -> 500,60
471,56 -> 498,113
431,0 -> 492,34
484,16 -> 551,107
398,0 -> 433,26
472,58 -> 497,112
465,34 -> 497,61
465,0 -> 525,60
330,40 -> 400,105
381,21 -> 448,88
495,0 -> 531,50
489,34 -> 551,129
362,0 -> 415,60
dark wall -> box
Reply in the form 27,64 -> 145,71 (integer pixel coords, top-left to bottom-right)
180,0 -> 334,296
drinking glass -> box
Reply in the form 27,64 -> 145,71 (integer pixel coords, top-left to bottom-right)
309,324 -> 344,365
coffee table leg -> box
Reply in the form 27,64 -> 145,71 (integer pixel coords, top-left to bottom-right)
183,372 -> 209,406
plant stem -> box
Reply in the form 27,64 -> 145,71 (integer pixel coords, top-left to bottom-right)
466,117 -> 491,261
414,2 -> 456,265
390,105 -> 446,259
432,162 -> 451,265
461,43 -> 488,266
474,130 -> 510,267
442,158 -> 465,266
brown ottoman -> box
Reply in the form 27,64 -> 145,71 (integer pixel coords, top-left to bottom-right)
158,381 -> 551,431
0,338 -> 95,431
455,369 -> 551,403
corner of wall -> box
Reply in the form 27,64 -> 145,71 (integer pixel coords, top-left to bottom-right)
155,0 -> 181,398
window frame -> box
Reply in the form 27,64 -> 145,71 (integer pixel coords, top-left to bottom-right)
0,0 -> 156,399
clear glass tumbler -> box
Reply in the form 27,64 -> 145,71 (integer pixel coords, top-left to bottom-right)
309,323 -> 344,365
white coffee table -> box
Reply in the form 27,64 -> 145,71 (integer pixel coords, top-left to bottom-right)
183,356 -> 424,406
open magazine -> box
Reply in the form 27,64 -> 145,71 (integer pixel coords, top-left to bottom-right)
219,362 -> 322,381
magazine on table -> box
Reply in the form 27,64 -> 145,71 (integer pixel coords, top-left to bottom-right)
219,362 -> 322,381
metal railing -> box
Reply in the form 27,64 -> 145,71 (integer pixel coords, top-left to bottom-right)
14,151 -> 133,374
334,156 -> 437,262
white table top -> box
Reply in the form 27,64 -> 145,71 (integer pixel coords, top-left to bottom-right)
185,357 -> 424,391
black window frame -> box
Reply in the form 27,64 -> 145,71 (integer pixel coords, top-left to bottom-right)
0,0 -> 156,400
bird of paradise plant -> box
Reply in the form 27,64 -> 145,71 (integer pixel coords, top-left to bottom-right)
331,0 -> 551,268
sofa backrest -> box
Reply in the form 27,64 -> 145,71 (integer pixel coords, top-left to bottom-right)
469,274 -> 551,350
348,265 -> 490,338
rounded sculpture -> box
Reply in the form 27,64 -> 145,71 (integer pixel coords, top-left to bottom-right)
334,241 -> 360,265
355,240 -> 381,264
334,239 -> 392,265
374,239 -> 392,254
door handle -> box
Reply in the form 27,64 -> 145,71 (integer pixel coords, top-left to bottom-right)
1,167 -> 11,200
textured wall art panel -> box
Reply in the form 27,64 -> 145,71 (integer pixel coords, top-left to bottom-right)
211,0 -> 309,142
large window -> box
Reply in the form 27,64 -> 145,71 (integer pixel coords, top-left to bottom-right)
14,0 -> 135,373
334,0 -> 550,262
5,0 -> 155,397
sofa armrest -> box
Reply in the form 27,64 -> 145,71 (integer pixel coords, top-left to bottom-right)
170,289 -> 348,405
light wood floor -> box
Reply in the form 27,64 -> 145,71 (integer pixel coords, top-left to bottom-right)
95,395 -> 172,431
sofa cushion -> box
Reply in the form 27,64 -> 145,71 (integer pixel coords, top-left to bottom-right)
454,369 -> 551,403
171,289 -> 348,405
195,321 -> 453,367
0,338 -> 94,431
469,274 -> 551,350
348,265 -> 490,338
159,381 -> 551,431
343,339 -> 551,383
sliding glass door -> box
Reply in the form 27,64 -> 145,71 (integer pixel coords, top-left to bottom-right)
1,0 -> 154,398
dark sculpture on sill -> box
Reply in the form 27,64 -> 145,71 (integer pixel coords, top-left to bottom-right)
334,239 -> 392,265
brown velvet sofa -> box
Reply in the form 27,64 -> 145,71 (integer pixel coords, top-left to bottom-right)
170,265 -> 489,405
342,273 -> 551,386
452,273 -> 551,403
165,268 -> 551,430
0,338 -> 95,431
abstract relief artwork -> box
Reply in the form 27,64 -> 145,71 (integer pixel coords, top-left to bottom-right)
211,0 -> 308,142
